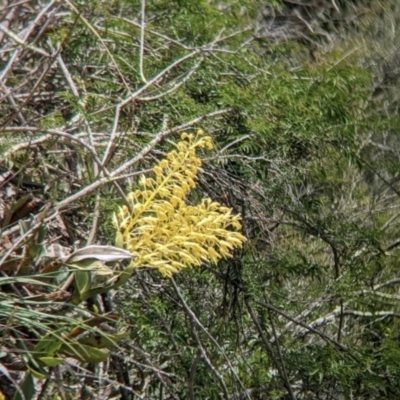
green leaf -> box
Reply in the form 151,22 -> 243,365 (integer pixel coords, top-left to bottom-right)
77,332 -> 126,349
38,356 -> 64,367
3,196 -> 31,228
33,334 -> 62,356
26,364 -> 48,380
74,270 -> 91,292
13,372 -> 35,400
60,342 -> 109,364
115,231 -> 124,249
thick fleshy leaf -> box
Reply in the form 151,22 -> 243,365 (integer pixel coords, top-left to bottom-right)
65,245 -> 133,263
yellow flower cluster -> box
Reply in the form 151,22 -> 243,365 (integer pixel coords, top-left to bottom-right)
113,130 -> 246,277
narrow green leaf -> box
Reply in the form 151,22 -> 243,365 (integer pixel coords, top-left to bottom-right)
13,372 -> 35,400
33,334 -> 62,356
38,356 -> 64,367
74,270 -> 91,295
60,342 -> 109,364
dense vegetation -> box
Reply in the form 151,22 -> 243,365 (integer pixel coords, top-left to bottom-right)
2,0 -> 400,399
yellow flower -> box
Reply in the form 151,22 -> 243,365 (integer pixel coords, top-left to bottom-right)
113,131 -> 246,277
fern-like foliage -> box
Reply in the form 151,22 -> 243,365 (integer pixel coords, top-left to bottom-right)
113,131 -> 246,276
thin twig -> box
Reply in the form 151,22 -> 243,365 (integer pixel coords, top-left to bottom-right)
56,108 -> 232,210
140,56 -> 204,102
170,277 -> 250,400
255,300 -> 351,353
245,298 -> 295,400
268,310 -> 296,400
2,126 -> 129,209
139,0 -> 147,83
0,0 -> 56,82
63,0 -> 130,91
101,49 -> 202,165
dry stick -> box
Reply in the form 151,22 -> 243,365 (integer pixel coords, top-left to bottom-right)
382,212 -> 400,231
112,350 -> 179,400
0,110 -> 232,239
337,309 -> 400,318
356,289 -> 400,301
278,294 -> 329,336
0,1 -> 19,46
294,309 -> 400,340
1,51 -> 61,129
62,0 -> 130,91
86,191 -> 101,246
0,0 -> 56,82
375,277 -> 400,290
104,168 -> 152,183
331,0 -> 340,13
0,151 -> 139,241
170,277 -> 250,400
190,323 -> 229,399
2,128 -> 104,173
139,0 -> 147,83
57,108 -> 232,210
56,54 -> 80,98
2,130 -> 109,158
139,56 -> 204,102
0,24 -> 50,55
0,79 -> 25,126
213,134 -> 253,155
120,17 -> 191,50
54,365 -> 67,400
121,17 -> 251,51
337,299 -> 344,342
32,5 -> 60,43
56,54 -> 96,148
101,49 -> 202,166
2,126 -> 129,206
0,204 -> 51,269
255,300 -> 351,354
267,310 -> 296,400
56,53 -> 104,240
99,25 -> 234,166
1,0 -> 31,11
